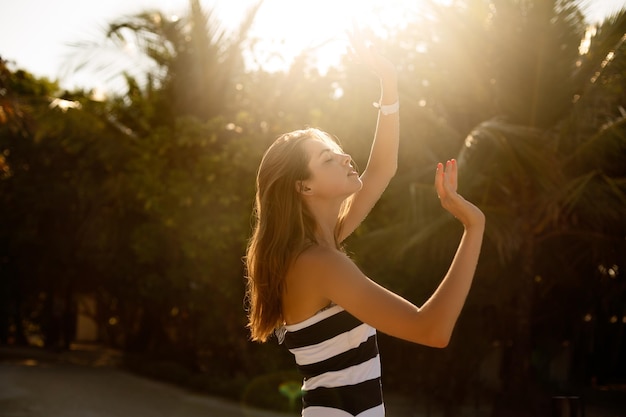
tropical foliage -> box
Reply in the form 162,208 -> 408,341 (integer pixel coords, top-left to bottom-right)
1,0 -> 624,415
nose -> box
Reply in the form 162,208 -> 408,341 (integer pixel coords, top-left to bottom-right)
341,153 -> 352,165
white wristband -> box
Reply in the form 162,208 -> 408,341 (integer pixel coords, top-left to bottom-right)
373,100 -> 399,115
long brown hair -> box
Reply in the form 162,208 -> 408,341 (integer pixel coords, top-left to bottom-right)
245,128 -> 349,342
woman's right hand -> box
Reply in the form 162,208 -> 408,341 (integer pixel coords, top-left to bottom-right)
348,26 -> 397,83
435,159 -> 485,229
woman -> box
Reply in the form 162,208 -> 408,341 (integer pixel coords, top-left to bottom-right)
244,33 -> 485,417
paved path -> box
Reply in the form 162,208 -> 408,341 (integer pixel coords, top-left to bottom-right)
1,346 -> 623,417
0,361 -> 293,417
0,346 -> 416,417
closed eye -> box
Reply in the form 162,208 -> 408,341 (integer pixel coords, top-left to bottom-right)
319,147 -> 344,163
319,148 -> 335,163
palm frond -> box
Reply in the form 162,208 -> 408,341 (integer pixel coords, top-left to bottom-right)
459,118 -> 562,196
565,114 -> 626,172
574,9 -> 626,91
560,170 -> 626,231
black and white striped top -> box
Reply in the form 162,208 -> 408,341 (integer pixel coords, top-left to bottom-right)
279,304 -> 384,417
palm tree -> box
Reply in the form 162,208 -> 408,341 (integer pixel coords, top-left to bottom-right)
71,0 -> 264,130
457,0 -> 626,404
55,0 -> 268,364
351,0 -> 626,412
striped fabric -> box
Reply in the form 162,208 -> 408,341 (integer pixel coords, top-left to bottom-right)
280,305 -> 384,416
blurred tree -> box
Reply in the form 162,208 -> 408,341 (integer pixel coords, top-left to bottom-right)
0,58 -> 129,348
455,3 -> 626,410
79,0 -> 268,363
342,0 -> 626,414
0,58 -> 41,346
73,2 -> 336,381
101,0 -> 264,125
2,0 -> 625,413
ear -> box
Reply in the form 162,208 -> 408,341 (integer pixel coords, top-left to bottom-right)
295,180 -> 313,195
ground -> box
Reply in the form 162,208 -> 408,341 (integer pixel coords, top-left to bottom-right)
0,344 -> 624,417
0,344 -> 292,417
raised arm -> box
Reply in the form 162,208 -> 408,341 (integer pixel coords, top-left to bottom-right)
339,31 -> 399,241
310,160 -> 485,347
416,159 -> 485,343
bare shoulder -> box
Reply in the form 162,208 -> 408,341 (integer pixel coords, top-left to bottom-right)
292,245 -> 358,279
282,245 -> 355,324
288,245 -> 363,299
290,246 -> 374,305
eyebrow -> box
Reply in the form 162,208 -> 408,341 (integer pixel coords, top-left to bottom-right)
318,148 -> 332,157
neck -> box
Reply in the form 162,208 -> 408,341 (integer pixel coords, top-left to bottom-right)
304,197 -> 344,248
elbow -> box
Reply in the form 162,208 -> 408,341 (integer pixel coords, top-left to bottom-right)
419,328 -> 452,349
429,336 -> 450,349
408,310 -> 453,348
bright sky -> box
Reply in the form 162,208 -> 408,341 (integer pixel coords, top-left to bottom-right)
0,0 -> 624,92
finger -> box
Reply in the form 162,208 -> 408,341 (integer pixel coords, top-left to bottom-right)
349,25 -> 377,54
348,36 -> 370,63
445,160 -> 453,188
440,160 -> 450,195
350,20 -> 371,47
434,162 -> 445,198
448,159 -> 458,190
346,31 -> 362,55
347,26 -> 358,45
348,23 -> 366,48
351,19 -> 361,35
441,159 -> 456,191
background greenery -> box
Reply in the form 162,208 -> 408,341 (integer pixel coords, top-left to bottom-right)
1,0 -> 625,415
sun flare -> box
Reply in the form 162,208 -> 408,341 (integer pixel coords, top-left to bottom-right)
220,0 -> 424,72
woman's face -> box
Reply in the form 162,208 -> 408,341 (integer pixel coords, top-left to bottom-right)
301,137 -> 362,199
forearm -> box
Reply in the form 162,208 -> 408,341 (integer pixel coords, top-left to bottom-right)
365,76 -> 399,178
418,222 -> 485,346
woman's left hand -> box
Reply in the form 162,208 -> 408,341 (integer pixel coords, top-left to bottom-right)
435,159 -> 485,229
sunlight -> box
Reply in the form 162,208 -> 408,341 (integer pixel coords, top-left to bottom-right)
219,0 -> 426,73
49,98 -> 82,112
579,25 -> 596,55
